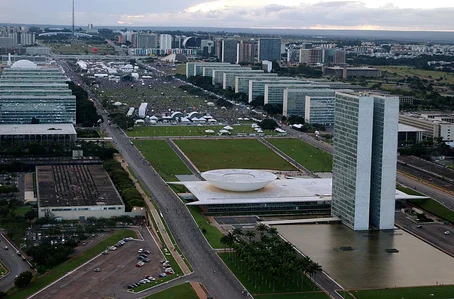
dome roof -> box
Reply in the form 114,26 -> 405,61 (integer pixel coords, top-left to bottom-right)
202,169 -> 277,192
11,60 -> 38,69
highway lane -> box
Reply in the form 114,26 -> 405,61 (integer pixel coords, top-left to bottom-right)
0,233 -> 29,292
102,124 -> 246,298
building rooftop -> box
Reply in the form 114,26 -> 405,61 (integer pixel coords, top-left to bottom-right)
398,123 -> 427,133
0,124 -> 76,135
37,165 -> 123,207
172,177 -> 425,206
0,95 -> 75,99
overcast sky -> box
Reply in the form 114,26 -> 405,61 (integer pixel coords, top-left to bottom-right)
1,0 -> 454,31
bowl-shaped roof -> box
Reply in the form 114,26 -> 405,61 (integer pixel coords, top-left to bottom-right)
201,169 -> 277,192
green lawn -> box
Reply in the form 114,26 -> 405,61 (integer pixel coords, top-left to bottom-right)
218,253 -> 318,295
378,66 -> 454,84
352,285 -> 454,299
128,125 -> 277,137
267,138 -> 333,172
133,140 -> 191,181
396,184 -> 425,196
188,206 -> 224,249
7,230 -> 137,299
175,139 -> 296,172
255,293 -> 329,299
408,198 -> 454,223
14,205 -> 32,216
144,282 -> 198,299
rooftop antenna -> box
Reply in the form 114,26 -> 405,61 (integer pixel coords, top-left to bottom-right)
72,0 -> 75,38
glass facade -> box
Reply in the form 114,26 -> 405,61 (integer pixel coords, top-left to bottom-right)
223,70 -> 264,89
305,96 -> 336,125
283,89 -> 335,117
248,79 -> 299,102
235,74 -> 277,93
264,83 -> 314,105
198,201 -> 330,215
258,38 -> 281,62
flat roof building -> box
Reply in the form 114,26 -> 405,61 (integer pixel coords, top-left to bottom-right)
258,38 -> 281,62
323,66 -> 381,79
264,82 -> 317,105
202,64 -> 241,77
399,114 -> 454,141
305,96 -> 336,125
212,68 -> 251,85
223,70 -> 265,89
248,78 -> 299,102
37,164 -> 125,220
186,62 -> 233,78
332,92 -> 399,230
0,123 -> 76,144
283,88 -> 342,117
172,169 -> 423,215
235,73 -> 278,94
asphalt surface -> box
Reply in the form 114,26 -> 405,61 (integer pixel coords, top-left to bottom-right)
0,232 -> 30,292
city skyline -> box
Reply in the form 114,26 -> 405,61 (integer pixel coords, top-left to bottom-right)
0,0 -> 453,31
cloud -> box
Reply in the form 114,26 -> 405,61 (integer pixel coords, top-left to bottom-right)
106,1 -> 454,31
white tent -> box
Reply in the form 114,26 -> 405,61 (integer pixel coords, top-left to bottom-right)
181,117 -> 191,123
219,129 -> 231,135
113,101 -> 122,106
208,119 -> 217,123
135,119 -> 145,125
205,130 -> 215,134
223,126 -> 234,130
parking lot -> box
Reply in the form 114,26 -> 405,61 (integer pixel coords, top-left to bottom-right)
33,233 -> 166,299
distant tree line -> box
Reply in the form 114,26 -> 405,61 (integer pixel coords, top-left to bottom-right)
68,81 -> 101,127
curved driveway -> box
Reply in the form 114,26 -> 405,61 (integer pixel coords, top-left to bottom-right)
0,233 -> 29,292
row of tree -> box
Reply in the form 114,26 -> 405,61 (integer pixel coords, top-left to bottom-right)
220,224 -> 321,292
103,160 -> 145,210
67,81 -> 101,127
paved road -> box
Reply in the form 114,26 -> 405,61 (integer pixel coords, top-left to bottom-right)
0,233 -> 29,292
104,124 -> 246,298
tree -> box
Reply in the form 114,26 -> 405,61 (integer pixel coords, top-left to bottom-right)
15,271 -> 33,288
25,209 -> 36,226
259,119 -> 278,130
245,230 -> 256,241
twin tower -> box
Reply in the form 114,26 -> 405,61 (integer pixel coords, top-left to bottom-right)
331,92 -> 399,230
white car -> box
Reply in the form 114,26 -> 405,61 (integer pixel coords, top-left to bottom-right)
138,248 -> 144,253
444,231 -> 451,235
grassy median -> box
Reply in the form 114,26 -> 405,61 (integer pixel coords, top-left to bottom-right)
144,282 -> 199,299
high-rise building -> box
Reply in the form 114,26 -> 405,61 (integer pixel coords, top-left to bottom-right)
237,41 -> 255,64
333,49 -> 346,65
137,33 -> 157,49
331,92 -> 399,231
299,49 -> 311,64
159,34 -> 173,51
222,39 -> 238,63
200,40 -> 215,56
258,38 -> 281,62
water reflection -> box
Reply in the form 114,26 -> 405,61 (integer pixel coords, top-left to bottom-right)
277,224 -> 454,289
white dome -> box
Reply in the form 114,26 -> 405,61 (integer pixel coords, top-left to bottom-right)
11,60 -> 38,69
202,169 -> 277,192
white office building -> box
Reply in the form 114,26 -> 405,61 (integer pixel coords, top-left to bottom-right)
159,34 -> 173,51
331,92 -> 399,230
304,96 -> 336,125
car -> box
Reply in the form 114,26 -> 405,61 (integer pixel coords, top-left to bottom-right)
445,231 -> 451,235
158,273 -> 167,278
139,254 -> 148,259
416,225 -> 422,228
144,250 -> 151,254
138,248 -> 143,253
3,246 -> 7,250
143,279 -> 151,283
102,250 -> 108,255
143,258 -> 151,263
16,250 -> 20,255
109,246 -> 117,251
136,261 -> 145,267
127,285 -> 134,289
137,256 -> 144,261
94,268 -> 101,272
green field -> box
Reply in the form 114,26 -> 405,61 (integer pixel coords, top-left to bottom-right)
133,140 -> 191,181
14,205 -> 32,216
352,285 -> 454,299
218,253 -> 320,296
144,282 -> 198,299
379,66 -> 454,84
128,125 -> 277,137
267,138 -> 333,172
408,198 -> 454,223
175,139 -> 296,172
188,206 -> 224,249
44,41 -> 116,55
7,230 -> 137,299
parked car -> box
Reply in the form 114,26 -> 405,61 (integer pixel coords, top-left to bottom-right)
445,231 -> 451,235
138,248 -> 144,253
94,268 -> 101,272
136,261 -> 145,267
3,246 -> 8,250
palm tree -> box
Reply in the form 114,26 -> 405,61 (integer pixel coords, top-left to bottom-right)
245,230 -> 256,241
232,227 -> 244,237
268,227 -> 278,235
257,223 -> 268,236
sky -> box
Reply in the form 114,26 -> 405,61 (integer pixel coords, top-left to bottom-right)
1,0 -> 454,31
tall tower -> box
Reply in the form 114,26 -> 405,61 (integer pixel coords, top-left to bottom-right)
331,92 -> 399,231
72,0 -> 75,38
